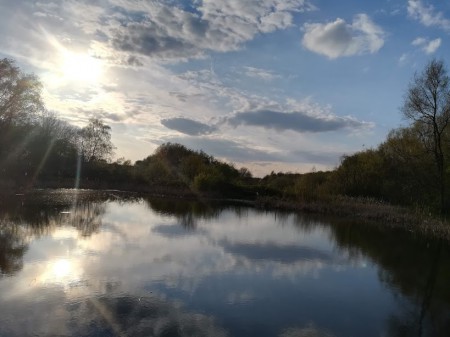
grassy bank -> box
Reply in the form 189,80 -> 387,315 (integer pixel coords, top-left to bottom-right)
254,195 -> 450,241
3,178 -> 450,241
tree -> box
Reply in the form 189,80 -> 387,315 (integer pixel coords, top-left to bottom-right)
238,167 -> 252,179
0,58 -> 43,127
335,149 -> 384,199
0,59 -> 44,182
78,118 -> 114,162
379,126 -> 436,206
31,112 -> 79,179
402,59 -> 450,213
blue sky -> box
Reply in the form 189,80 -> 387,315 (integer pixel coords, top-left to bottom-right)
0,0 -> 449,175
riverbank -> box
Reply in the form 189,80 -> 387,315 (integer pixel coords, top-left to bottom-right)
254,195 -> 450,241
2,185 -> 449,241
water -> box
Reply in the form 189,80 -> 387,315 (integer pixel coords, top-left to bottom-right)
0,189 -> 449,337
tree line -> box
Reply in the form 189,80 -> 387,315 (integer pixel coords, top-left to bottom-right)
0,58 -> 114,189
332,59 -> 450,214
0,58 -> 255,195
2,57 -> 450,214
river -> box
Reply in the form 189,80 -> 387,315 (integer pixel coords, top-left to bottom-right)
0,189 -> 448,337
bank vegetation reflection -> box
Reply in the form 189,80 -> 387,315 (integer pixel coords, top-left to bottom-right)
0,190 -> 449,336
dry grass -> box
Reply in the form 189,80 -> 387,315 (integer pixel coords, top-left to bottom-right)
254,195 -> 450,241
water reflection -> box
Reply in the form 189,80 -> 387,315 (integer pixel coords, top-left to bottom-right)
0,190 -> 114,276
78,294 -> 228,337
220,240 -> 336,264
329,221 -> 450,337
0,190 -> 449,337
280,324 -> 334,337
0,292 -> 228,337
0,221 -> 27,275
144,197 -> 241,229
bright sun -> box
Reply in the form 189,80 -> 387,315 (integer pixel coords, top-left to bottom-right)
60,51 -> 103,83
38,258 -> 79,285
42,30 -> 104,86
51,259 -> 72,279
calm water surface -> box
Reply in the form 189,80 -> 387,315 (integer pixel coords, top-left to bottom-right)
0,190 -> 449,337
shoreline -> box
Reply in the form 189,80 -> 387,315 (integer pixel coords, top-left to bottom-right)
253,195 -> 450,241
2,186 -> 449,241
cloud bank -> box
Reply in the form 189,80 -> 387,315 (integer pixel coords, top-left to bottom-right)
161,117 -> 217,136
109,0 -> 314,61
159,135 -> 344,169
227,110 -> 371,133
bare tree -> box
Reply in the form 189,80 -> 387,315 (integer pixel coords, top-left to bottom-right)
39,111 -> 78,142
78,118 -> 114,162
0,58 -> 43,127
402,59 -> 450,213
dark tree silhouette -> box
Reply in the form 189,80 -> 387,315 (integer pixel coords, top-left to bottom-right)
0,224 -> 28,275
78,118 -> 114,162
0,58 -> 43,127
402,59 -> 450,213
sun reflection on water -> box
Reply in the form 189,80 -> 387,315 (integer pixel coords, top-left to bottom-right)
52,259 -> 72,279
39,258 -> 82,286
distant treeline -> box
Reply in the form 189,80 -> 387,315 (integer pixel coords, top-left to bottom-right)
2,57 -> 450,214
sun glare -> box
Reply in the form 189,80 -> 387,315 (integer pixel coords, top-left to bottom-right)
42,30 -> 105,86
52,259 -> 72,279
60,52 -> 103,83
38,258 -> 80,285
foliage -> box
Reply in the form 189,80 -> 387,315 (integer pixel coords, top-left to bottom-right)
134,143 -> 244,195
193,171 -> 225,191
402,59 -> 450,213
295,170 -> 332,202
334,149 -> 384,199
379,126 -> 437,207
0,58 -> 43,127
78,118 -> 114,163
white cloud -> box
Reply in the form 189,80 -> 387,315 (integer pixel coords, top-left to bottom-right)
302,14 -> 384,59
242,66 -> 281,81
108,0 -> 314,61
407,0 -> 450,31
398,53 -> 408,65
412,37 -> 427,46
0,0 -> 315,67
424,38 -> 441,53
411,36 -> 442,54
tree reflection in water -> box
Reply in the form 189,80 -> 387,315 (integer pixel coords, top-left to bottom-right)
0,221 -> 27,275
316,218 -> 450,337
145,196 -> 450,336
144,197 -> 248,229
67,201 -> 105,237
0,190 -> 115,276
0,190 -> 450,336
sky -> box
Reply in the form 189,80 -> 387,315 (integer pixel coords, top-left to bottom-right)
1,0 -> 449,176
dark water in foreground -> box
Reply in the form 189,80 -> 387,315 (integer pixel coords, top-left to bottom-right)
0,190 -> 449,337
